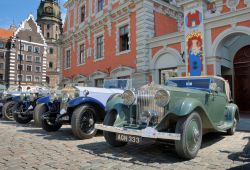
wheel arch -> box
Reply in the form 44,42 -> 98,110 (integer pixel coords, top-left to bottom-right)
69,101 -> 106,122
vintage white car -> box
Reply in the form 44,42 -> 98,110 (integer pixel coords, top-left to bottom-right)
35,79 -> 132,139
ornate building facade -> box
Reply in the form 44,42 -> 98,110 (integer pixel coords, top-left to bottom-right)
37,0 -> 63,88
9,15 -> 47,86
62,0 -> 250,112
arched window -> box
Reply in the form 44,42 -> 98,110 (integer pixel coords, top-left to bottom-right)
47,32 -> 50,38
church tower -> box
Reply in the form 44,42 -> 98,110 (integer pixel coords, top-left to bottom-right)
37,0 -> 62,88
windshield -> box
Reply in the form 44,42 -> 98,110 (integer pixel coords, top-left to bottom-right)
103,79 -> 131,89
165,78 -> 211,91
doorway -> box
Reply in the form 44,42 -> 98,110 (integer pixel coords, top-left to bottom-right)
234,45 -> 250,112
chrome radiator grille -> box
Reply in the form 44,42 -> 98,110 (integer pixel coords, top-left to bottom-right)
136,89 -> 165,125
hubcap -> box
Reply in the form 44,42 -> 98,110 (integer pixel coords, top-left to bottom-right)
186,119 -> 201,152
80,109 -> 95,134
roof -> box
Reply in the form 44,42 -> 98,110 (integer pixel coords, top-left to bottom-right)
0,28 -> 13,39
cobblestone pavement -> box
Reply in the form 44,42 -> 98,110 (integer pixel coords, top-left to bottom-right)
0,120 -> 249,170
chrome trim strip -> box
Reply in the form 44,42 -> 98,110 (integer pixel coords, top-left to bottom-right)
95,124 -> 181,141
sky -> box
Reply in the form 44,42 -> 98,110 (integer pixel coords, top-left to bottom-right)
0,0 -> 67,29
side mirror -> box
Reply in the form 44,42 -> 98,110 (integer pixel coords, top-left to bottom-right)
210,83 -> 218,93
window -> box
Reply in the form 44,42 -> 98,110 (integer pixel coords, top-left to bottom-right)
56,34 -> 58,40
0,52 -> 4,59
17,54 -> 24,61
96,35 -> 103,59
34,47 -> 40,54
35,56 -> 41,63
27,45 -> 33,52
0,63 -> 4,69
26,56 -> 32,62
49,48 -> 53,54
17,64 -> 23,71
78,44 -> 85,64
80,5 -> 85,22
47,24 -> 50,30
119,25 -> 130,52
97,0 -> 104,12
0,74 -> 3,80
0,42 -> 4,49
17,75 -> 23,81
34,76 -> 40,82
65,50 -> 71,68
29,36 -> 32,42
95,78 -> 104,87
47,32 -> 50,38
49,62 -> 53,69
35,66 -> 41,73
26,65 -> 32,72
26,75 -> 32,82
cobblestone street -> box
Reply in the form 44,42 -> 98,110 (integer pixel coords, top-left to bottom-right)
0,119 -> 249,170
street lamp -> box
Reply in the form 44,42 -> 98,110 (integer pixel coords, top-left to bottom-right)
13,36 -> 22,91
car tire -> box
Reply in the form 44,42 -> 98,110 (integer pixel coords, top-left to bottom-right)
175,111 -> 202,160
34,104 -> 47,127
103,110 -> 127,147
71,105 -> 98,139
13,112 -> 33,124
41,114 -> 62,132
227,117 -> 237,135
2,101 -> 16,121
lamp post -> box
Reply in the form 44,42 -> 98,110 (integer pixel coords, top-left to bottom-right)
18,38 -> 22,91
14,36 -> 22,91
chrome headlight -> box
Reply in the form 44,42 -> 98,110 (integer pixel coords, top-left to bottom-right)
122,90 -> 136,106
75,89 -> 80,98
51,92 -> 58,101
30,93 -> 37,101
20,93 -> 26,100
154,89 -> 170,107
62,93 -> 70,103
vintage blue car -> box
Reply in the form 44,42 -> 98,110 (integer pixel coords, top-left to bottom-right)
95,76 -> 239,159
35,79 -> 131,139
1,86 -> 49,122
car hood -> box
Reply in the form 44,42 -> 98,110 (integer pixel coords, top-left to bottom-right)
75,86 -> 124,94
74,86 -> 124,106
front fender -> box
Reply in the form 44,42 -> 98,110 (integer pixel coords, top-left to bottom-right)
170,98 -> 207,116
68,97 -> 105,110
37,96 -> 51,104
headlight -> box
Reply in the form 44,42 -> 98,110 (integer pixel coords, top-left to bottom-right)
51,92 -> 58,101
30,93 -> 37,101
62,93 -> 70,103
154,89 -> 170,107
122,90 -> 136,106
75,89 -> 80,98
20,93 -> 26,100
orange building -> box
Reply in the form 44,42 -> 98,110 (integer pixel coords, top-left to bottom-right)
62,0 -> 250,112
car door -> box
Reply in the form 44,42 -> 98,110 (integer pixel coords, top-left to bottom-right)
208,79 -> 228,126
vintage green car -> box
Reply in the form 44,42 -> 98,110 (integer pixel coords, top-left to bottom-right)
95,76 -> 239,159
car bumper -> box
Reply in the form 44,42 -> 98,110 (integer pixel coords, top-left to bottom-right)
95,124 -> 181,141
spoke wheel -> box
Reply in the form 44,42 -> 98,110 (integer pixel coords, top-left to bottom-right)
2,101 -> 16,121
80,109 -> 95,134
175,111 -> 202,160
71,105 -> 98,139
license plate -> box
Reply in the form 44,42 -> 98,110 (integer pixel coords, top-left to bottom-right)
60,108 -> 67,115
116,134 -> 141,144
